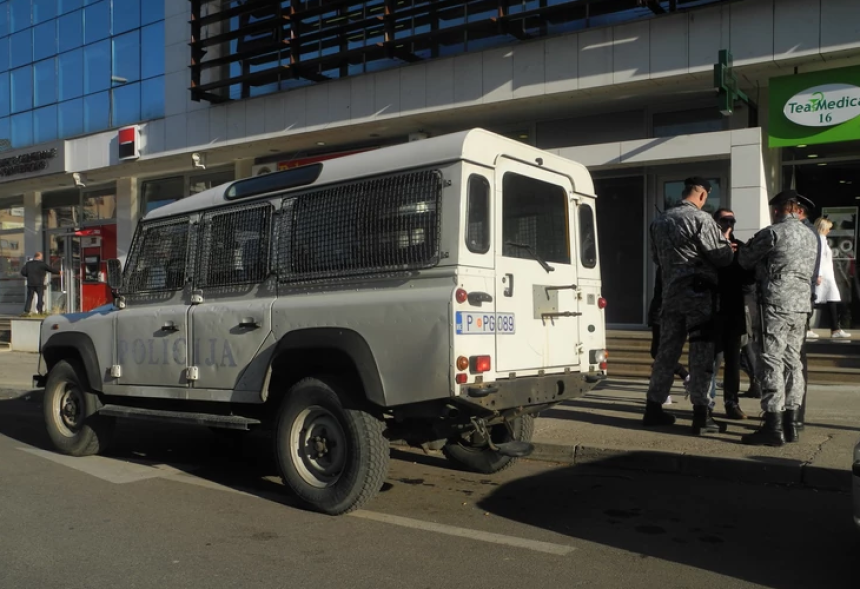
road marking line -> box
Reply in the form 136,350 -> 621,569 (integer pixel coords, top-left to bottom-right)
19,447 -> 198,484
349,510 -> 575,556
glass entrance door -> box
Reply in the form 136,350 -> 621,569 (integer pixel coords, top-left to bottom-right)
47,233 -> 81,314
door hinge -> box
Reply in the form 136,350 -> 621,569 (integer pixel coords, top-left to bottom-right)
191,290 -> 204,304
187,366 -> 199,381
110,365 -> 122,378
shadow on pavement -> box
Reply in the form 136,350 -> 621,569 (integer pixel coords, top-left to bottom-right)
478,457 -> 859,589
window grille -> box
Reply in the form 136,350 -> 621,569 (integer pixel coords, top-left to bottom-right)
123,217 -> 191,293
196,204 -> 273,288
280,170 -> 442,283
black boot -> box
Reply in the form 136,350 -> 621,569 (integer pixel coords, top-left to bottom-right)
692,405 -> 727,435
742,412 -> 785,446
784,409 -> 800,443
796,401 -> 806,431
743,380 -> 762,399
643,401 -> 676,427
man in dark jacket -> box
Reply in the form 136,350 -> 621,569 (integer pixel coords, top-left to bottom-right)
21,252 -> 58,314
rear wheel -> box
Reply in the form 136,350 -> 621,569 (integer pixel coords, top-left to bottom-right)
443,415 -> 534,474
274,377 -> 389,515
43,359 -> 114,456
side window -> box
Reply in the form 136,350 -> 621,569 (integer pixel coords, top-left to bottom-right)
466,174 -> 490,254
124,217 -> 191,293
579,202 -> 598,269
502,173 -> 570,265
197,204 -> 272,288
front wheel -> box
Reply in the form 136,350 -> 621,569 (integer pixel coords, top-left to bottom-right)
43,359 -> 114,456
443,415 -> 534,474
274,377 -> 389,515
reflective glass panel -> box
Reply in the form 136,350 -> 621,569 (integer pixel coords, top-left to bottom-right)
140,21 -> 162,79
0,117 -> 9,146
0,37 -> 8,73
83,89 -> 107,132
34,57 -> 56,107
140,74 -> 162,119
0,72 -> 8,116
9,0 -> 30,33
111,29 -> 138,85
58,9 -> 82,52
83,0 -> 108,44
58,48 -> 82,99
0,3 -> 8,37
33,19 -> 58,61
57,96 -> 82,137
59,0 -> 81,14
111,80 -> 138,126
140,0 -> 162,25
83,190 -> 115,221
112,0 -> 138,34
33,103 -> 57,143
10,66 -> 32,113
83,38 -> 108,93
10,109 -> 31,146
33,0 -> 57,23
10,29 -> 32,68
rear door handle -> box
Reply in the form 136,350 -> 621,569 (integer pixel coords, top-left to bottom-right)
503,273 -> 514,297
239,318 -> 260,329
160,321 -> 180,333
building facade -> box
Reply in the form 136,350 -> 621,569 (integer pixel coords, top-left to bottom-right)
0,0 -> 859,328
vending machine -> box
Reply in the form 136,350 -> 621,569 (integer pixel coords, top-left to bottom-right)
76,225 -> 117,312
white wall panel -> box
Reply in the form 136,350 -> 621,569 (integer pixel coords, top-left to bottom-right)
512,40 -> 545,99
731,144 -> 766,188
482,47 -> 513,103
263,95 -> 286,134
613,21 -> 650,84
328,79 -> 352,126
304,84 -> 329,129
244,97 -> 267,137
774,0 -> 820,60
208,104 -> 227,144
165,0 -> 185,18
649,14 -> 688,79
164,13 -> 188,49
350,75 -> 376,122
544,34 -> 578,94
226,101 -> 246,142
142,120 -> 165,156
164,114 -> 187,151
453,53 -> 483,106
820,0 -> 860,53
730,0 -> 774,65
185,109 -> 209,147
283,89 -> 307,131
165,42 -> 186,75
687,6 -> 724,73
578,28 -> 613,89
400,63 -> 427,113
374,69 -> 401,119
164,70 -> 188,117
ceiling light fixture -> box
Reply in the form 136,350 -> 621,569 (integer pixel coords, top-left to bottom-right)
818,162 -> 827,166
807,154 -> 818,158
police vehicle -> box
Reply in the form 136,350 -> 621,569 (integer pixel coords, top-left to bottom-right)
34,129 -> 607,515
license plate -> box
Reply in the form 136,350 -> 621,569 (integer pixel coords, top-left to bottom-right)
455,312 -> 516,335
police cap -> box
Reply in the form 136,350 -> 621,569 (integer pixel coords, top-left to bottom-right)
769,189 -> 815,213
684,176 -> 712,192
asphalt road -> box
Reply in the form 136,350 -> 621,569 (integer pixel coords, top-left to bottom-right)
0,388 -> 857,589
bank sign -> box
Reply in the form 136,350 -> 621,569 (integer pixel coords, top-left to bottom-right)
769,65 -> 860,147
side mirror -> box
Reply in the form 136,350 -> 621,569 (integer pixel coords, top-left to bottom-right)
106,258 -> 122,290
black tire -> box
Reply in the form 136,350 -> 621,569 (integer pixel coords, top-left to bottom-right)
442,415 -> 535,474
274,377 -> 389,515
43,359 -> 114,457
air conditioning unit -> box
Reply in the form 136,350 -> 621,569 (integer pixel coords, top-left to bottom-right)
251,164 -> 275,176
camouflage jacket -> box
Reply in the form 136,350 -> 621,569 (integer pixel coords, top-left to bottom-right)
649,201 -> 734,312
738,215 -> 818,313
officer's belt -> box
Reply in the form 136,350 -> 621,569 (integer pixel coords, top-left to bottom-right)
768,272 -> 808,280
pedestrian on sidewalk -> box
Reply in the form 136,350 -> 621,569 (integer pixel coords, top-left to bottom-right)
710,208 -> 756,420
647,265 -> 690,405
21,252 -> 58,315
738,190 -> 818,446
642,177 -> 734,435
811,217 -> 851,339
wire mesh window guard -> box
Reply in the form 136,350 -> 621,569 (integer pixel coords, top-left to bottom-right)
578,202 -> 598,269
196,204 -> 273,288
279,170 -> 442,283
124,217 -> 192,293
466,174 -> 490,254
502,172 -> 570,265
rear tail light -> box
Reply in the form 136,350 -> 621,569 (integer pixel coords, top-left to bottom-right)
589,349 -> 607,364
471,355 -> 491,373
599,361 -> 608,370
455,288 -> 468,304
456,356 -> 469,371
455,373 -> 468,384
597,297 -> 607,309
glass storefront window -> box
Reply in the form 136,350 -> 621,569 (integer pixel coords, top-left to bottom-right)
663,178 -> 722,216
82,190 -> 115,221
189,171 -> 235,196
43,189 -> 80,229
141,176 -> 184,214
0,197 -> 25,306
0,199 -> 24,230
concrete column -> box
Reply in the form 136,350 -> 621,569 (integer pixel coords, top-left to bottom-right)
729,128 -> 770,242
235,159 -> 254,180
116,177 -> 138,265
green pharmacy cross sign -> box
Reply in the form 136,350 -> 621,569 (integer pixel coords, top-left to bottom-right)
714,50 -> 749,116
768,64 -> 860,147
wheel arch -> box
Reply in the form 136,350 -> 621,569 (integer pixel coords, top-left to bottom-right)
265,328 -> 386,409
41,332 -> 103,392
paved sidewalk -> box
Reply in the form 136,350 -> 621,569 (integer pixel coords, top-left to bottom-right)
2,350 -> 857,490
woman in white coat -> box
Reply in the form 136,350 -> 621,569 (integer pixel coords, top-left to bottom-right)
811,217 -> 851,339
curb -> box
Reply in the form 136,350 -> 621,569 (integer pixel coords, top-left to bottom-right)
529,442 -> 852,492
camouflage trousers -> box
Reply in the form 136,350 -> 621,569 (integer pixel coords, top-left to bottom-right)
759,305 -> 807,412
647,307 -> 715,407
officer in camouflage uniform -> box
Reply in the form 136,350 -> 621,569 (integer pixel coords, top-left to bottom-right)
643,177 -> 735,435
738,190 -> 818,446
